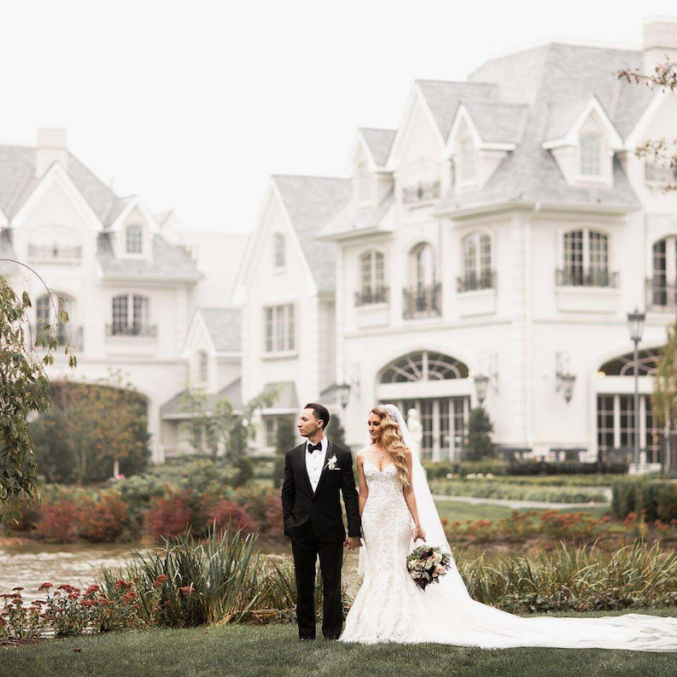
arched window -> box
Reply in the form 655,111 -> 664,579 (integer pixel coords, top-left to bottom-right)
380,351 -> 469,383
126,224 -> 143,254
356,159 -> 371,204
409,243 -> 435,289
559,229 -> 612,287
405,243 -> 440,319
460,136 -> 476,182
598,348 -> 663,377
579,135 -> 601,176
650,237 -> 677,309
110,293 -> 151,336
198,350 -> 209,382
274,233 -> 285,268
459,232 -> 493,291
356,250 -> 387,305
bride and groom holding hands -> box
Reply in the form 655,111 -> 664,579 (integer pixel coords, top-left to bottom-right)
281,402 -> 677,651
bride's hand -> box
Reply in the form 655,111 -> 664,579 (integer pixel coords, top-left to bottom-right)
414,525 -> 426,542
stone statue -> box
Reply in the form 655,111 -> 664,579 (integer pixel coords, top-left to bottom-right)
406,408 -> 423,457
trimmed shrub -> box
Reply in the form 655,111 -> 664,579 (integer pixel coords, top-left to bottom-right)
207,500 -> 255,535
144,493 -> 193,541
80,493 -> 129,543
612,478 -> 677,522
36,501 -> 83,543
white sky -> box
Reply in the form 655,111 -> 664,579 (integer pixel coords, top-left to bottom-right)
1,1 -> 675,234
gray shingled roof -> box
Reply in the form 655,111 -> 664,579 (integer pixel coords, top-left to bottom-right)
463,101 -> 529,144
272,175 -> 352,293
161,377 -> 242,418
436,42 -> 649,213
97,232 -> 203,281
320,189 -> 395,239
360,128 -> 396,167
198,307 -> 241,352
0,145 -> 125,224
416,80 -> 499,140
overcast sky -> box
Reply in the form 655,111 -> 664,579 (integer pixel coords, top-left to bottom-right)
1,1 -> 675,234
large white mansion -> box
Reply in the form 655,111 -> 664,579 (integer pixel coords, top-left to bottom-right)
4,17 -> 677,467
235,17 -> 677,465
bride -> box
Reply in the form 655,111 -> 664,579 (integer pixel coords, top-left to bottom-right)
339,404 -> 677,651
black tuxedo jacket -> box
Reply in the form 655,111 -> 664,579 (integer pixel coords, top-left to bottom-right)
281,440 -> 361,542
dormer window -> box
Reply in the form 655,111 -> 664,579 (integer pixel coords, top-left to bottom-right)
460,137 -> 476,182
198,350 -> 209,382
274,233 -> 285,268
126,224 -> 143,254
356,160 -> 371,204
580,135 -> 601,176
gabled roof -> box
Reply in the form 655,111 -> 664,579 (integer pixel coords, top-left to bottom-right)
97,232 -> 203,281
415,80 -> 499,140
436,41 -> 651,214
453,101 -> 529,145
0,144 -> 125,224
272,175 -> 352,292
161,377 -> 243,418
197,307 -> 241,352
359,128 -> 396,167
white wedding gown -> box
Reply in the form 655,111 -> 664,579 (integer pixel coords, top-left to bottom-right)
339,452 -> 677,651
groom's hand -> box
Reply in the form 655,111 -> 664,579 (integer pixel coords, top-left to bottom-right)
344,536 -> 361,550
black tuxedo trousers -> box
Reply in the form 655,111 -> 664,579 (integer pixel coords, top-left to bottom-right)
280,441 -> 361,639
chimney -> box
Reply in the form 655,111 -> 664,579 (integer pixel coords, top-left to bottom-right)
35,127 -> 68,178
643,17 -> 677,75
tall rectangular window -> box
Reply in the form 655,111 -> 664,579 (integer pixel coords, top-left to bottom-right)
563,230 -> 584,285
264,304 -> 295,352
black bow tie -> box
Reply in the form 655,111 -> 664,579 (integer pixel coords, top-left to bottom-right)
308,443 -> 322,454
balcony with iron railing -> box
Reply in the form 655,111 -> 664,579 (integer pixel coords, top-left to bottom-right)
456,270 -> 497,293
645,163 -> 677,184
30,324 -> 83,350
402,181 -> 440,206
355,286 -> 389,307
555,268 -> 619,288
28,243 -> 82,261
105,323 -> 158,338
646,278 -> 677,311
403,283 -> 442,319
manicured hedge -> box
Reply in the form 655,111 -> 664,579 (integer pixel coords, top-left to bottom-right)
612,477 -> 677,521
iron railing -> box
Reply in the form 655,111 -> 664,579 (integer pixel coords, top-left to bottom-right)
646,278 -> 677,310
456,270 -> 497,293
402,181 -> 440,205
355,287 -> 389,307
106,323 -> 158,338
403,283 -> 442,319
28,244 -> 82,260
555,268 -> 619,288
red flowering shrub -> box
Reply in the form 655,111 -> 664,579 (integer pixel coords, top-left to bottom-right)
207,500 -> 255,535
144,493 -> 192,541
80,493 -> 129,543
36,501 -> 83,543
264,495 -> 284,534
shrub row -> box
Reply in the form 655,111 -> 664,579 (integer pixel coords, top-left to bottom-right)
429,479 -> 608,504
423,460 -> 628,479
612,477 -> 677,522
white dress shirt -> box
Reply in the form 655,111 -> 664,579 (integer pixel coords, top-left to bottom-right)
305,436 -> 328,493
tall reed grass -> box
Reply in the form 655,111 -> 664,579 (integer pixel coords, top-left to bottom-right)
98,524 -> 350,627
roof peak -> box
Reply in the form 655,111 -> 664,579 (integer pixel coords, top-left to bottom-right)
478,37 -> 640,67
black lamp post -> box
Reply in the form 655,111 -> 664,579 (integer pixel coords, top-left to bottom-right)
626,308 -> 646,468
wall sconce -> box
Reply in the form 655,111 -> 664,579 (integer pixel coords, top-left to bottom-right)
555,351 -> 576,403
472,352 -> 499,405
336,383 -> 351,409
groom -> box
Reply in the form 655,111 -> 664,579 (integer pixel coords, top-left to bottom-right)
281,402 -> 361,641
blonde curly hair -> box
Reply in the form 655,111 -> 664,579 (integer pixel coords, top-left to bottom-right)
370,406 -> 410,486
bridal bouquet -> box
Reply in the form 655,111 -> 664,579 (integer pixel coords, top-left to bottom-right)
406,545 -> 452,590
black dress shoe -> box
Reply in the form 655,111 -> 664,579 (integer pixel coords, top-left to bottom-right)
323,636 -> 340,641
300,637 -> 315,642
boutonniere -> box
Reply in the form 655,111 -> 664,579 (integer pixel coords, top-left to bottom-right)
326,454 -> 338,470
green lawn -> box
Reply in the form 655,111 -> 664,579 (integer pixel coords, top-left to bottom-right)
433,500 -> 611,523
3,613 -> 677,677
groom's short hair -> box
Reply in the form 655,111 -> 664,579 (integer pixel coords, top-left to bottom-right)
304,402 -> 330,430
